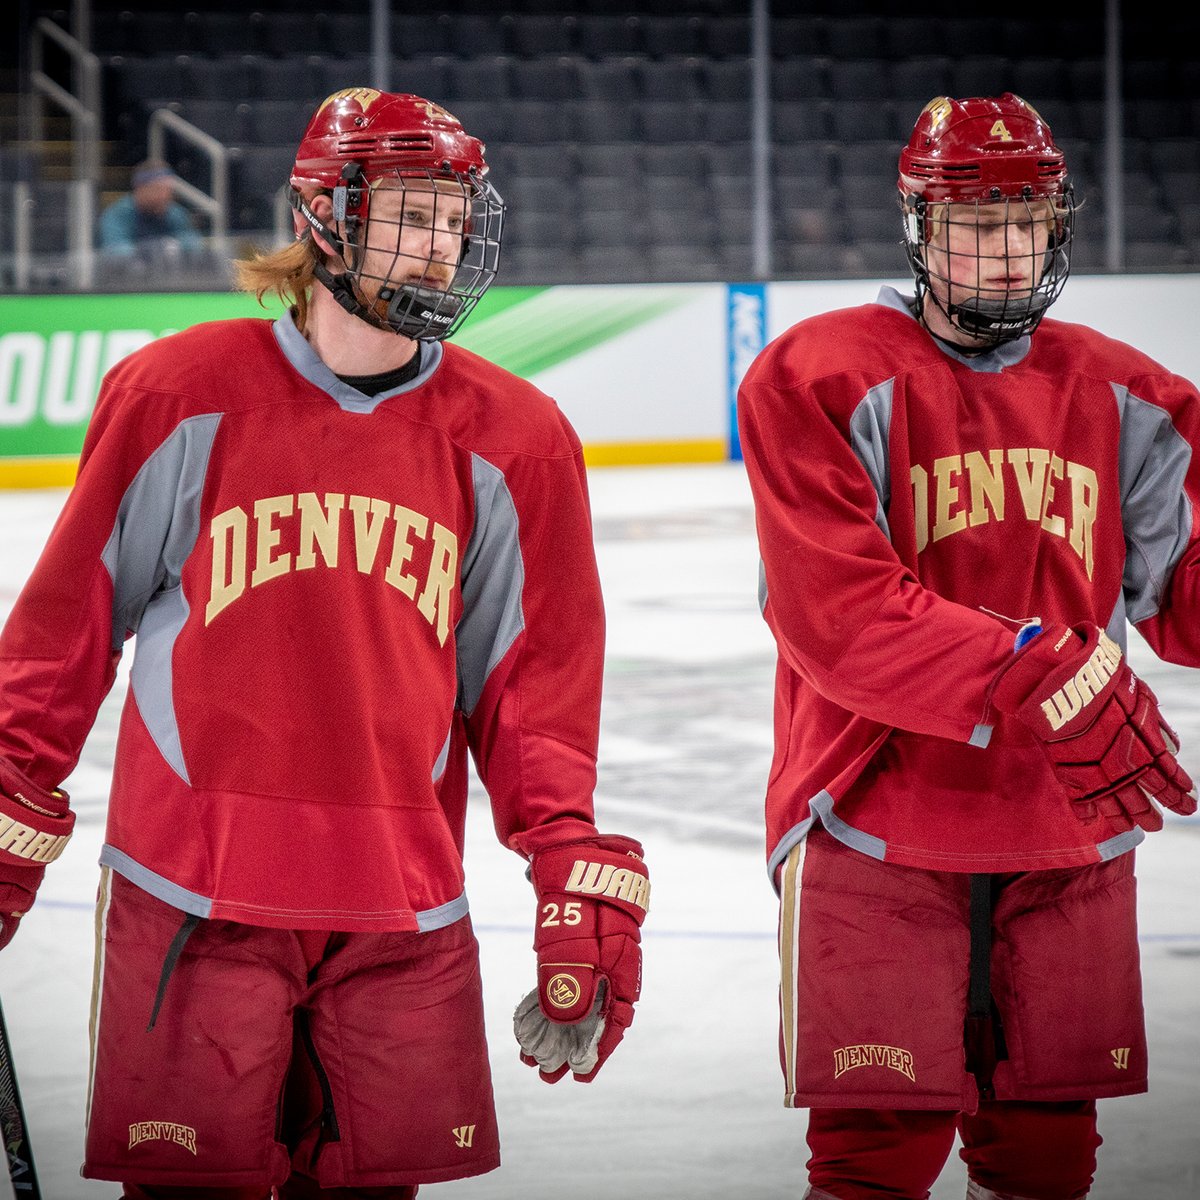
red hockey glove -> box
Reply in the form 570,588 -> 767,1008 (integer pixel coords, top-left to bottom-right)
0,758 -> 74,951
513,833 -> 649,1083
991,623 -> 1197,833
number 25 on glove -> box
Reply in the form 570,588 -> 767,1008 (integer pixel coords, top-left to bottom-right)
513,834 -> 649,1083
991,622 -> 1197,833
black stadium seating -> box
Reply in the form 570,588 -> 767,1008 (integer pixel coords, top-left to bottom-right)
27,0 -> 1200,282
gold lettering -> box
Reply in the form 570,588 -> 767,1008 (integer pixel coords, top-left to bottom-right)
964,449 -> 1006,526
0,817 -> 38,855
1008,448 -> 1052,520
1039,453 -> 1066,536
1040,639 -> 1123,731
251,495 -> 294,587
296,492 -> 344,571
832,1043 -> 916,1082
418,522 -> 458,646
564,858 -> 650,912
1066,462 -> 1098,579
385,505 -> 430,598
910,464 -> 929,553
932,454 -> 967,542
206,506 -> 247,624
128,1120 -> 197,1155
348,495 -> 391,573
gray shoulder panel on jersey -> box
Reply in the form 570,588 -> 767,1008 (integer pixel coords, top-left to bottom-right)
849,380 -> 895,539
1114,383 -> 1194,623
101,412 -> 222,647
271,309 -> 444,412
457,453 -> 526,717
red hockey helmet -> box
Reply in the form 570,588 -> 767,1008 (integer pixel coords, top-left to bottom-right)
898,93 -> 1068,204
288,88 -> 504,341
897,93 -> 1074,347
291,88 -> 489,193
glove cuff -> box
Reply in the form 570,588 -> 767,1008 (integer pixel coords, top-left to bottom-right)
0,755 -> 75,875
530,834 -> 650,927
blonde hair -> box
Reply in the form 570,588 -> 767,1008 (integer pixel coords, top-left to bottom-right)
233,235 -> 321,333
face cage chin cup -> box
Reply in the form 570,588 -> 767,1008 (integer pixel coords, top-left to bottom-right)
290,171 -> 505,341
902,190 -> 1074,348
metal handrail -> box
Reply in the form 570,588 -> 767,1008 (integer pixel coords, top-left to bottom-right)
31,17 -> 101,183
28,16 -> 102,286
147,108 -> 230,252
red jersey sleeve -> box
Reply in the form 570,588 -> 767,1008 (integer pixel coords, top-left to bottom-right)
461,417 -> 604,859
1123,369 -> 1200,666
0,371 -> 198,789
737,334 -> 1015,744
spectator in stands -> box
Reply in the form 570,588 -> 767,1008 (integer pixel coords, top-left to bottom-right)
98,157 -> 202,264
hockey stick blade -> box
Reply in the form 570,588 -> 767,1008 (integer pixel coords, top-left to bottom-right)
0,997 -> 41,1198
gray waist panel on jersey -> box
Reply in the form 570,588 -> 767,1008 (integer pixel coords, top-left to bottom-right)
456,452 -> 525,717
1115,383 -> 1194,622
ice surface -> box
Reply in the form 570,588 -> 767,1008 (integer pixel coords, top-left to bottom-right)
0,464 -> 1196,1198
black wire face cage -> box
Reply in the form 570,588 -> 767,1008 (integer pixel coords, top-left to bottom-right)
902,189 -> 1075,349
337,167 -> 505,341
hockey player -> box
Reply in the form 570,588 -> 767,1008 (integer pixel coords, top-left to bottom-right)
0,89 -> 648,1198
738,93 -> 1199,1199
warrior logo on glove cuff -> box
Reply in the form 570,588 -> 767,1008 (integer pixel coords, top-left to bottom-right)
0,814 -> 71,863
545,972 -> 583,1010
564,858 -> 651,912
1040,631 -> 1122,731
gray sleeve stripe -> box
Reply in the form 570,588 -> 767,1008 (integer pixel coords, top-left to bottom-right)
101,413 -> 223,645
130,585 -> 193,782
1114,384 -> 1194,622
849,379 -> 896,541
432,729 -> 451,782
457,454 -> 526,717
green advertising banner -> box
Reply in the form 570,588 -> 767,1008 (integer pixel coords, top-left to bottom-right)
0,282 -> 699,485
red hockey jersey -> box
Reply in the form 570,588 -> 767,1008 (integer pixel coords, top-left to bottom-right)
739,287 -> 1200,877
0,314 -> 604,929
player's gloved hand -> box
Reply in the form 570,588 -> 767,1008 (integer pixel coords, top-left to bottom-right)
0,758 -> 74,952
991,622 -> 1197,833
513,833 -> 649,1083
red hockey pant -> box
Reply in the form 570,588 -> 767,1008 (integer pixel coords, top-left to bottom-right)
806,1101 -> 1100,1199
85,870 -> 498,1193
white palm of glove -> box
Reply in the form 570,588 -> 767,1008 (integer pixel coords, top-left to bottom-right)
513,983 -> 606,1079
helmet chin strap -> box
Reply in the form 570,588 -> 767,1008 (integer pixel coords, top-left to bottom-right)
949,289 -> 1051,339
